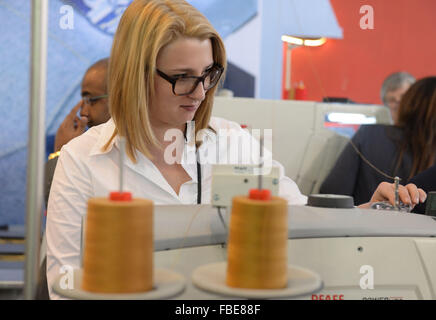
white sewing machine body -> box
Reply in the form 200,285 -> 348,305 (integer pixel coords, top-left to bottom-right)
152,204 -> 436,300
72,98 -> 436,300
212,97 -> 392,195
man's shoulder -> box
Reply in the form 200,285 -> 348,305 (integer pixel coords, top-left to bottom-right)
62,120 -> 112,157
355,124 -> 401,139
353,124 -> 404,155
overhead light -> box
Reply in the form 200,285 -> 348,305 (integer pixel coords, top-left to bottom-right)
303,37 -> 327,47
281,35 -> 327,47
281,35 -> 304,46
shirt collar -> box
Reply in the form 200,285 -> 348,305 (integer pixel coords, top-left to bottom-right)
89,118 -> 216,159
89,118 -> 117,156
182,121 -> 217,165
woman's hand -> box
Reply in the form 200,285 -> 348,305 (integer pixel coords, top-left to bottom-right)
358,182 -> 427,209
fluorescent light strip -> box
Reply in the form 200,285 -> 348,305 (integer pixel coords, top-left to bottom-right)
281,35 -> 327,47
303,38 -> 326,47
281,35 -> 304,45
327,113 -> 377,125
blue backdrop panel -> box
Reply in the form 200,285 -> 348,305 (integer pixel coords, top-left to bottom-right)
0,0 -> 113,225
63,0 -> 257,38
0,0 -> 257,225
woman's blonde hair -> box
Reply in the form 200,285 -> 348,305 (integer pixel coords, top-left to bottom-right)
104,0 -> 226,162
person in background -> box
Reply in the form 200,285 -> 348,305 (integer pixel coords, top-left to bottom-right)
45,58 -> 110,207
409,163 -> 436,214
52,58 -> 110,153
320,77 -> 436,206
38,58 -> 111,300
380,71 -> 415,124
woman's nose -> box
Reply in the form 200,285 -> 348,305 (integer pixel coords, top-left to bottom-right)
189,81 -> 206,101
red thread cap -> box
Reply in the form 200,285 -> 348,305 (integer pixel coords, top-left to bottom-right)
249,189 -> 271,201
109,191 -> 132,201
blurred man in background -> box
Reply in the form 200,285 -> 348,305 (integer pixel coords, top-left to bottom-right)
52,57 -> 110,153
45,57 -> 110,206
380,71 -> 415,124
39,57 -> 110,300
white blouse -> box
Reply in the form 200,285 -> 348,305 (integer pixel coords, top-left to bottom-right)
45,116 -> 307,299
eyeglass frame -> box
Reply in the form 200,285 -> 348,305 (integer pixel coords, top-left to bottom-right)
156,64 -> 224,96
82,94 -> 108,105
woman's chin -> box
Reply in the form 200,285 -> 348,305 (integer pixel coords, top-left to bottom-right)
179,108 -> 198,122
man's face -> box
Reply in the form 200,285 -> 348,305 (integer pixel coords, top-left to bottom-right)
384,83 -> 411,124
80,67 -> 110,128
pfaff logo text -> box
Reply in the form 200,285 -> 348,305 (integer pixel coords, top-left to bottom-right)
312,294 -> 344,300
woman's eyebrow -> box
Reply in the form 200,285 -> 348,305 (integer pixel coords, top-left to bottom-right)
169,63 -> 214,73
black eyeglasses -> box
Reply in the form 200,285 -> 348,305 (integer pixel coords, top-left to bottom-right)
156,64 -> 224,96
82,94 -> 108,106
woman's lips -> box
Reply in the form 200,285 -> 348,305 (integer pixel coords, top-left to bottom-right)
180,105 -> 198,112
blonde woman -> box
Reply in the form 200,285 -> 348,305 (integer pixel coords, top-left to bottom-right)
46,0 -> 426,299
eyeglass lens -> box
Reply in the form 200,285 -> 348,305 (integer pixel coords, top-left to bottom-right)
174,67 -> 221,95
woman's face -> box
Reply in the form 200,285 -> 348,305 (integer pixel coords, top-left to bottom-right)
150,37 -> 214,131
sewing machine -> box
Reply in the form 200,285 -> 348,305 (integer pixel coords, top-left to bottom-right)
151,204 -> 436,300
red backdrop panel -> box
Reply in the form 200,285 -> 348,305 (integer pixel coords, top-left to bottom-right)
287,0 -> 436,104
